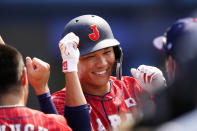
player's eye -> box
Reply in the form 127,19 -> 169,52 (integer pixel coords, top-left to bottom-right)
85,55 -> 95,60
103,50 -> 111,55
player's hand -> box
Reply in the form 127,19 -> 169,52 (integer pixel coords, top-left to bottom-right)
0,35 -> 5,45
59,32 -> 80,73
131,65 -> 166,93
26,57 -> 50,95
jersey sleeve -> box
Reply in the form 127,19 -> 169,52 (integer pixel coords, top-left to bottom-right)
51,89 -> 66,115
52,89 -> 91,131
122,76 -> 149,108
37,92 -> 58,114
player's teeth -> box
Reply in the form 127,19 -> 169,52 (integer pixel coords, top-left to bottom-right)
95,71 -> 106,75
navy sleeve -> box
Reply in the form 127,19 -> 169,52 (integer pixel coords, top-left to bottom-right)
65,104 -> 91,131
37,92 -> 58,114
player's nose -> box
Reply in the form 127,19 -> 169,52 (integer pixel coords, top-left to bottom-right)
96,56 -> 108,68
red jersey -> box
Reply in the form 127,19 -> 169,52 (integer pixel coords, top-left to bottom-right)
52,76 -> 147,131
0,106 -> 72,131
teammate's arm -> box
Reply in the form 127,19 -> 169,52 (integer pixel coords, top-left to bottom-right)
26,57 -> 58,114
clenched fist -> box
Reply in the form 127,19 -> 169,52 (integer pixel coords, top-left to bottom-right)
131,65 -> 166,93
26,57 -> 50,95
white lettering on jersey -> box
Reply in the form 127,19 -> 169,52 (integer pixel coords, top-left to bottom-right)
125,98 -> 136,108
95,113 -> 134,131
24,124 -> 34,131
10,124 -> 20,131
96,118 -> 106,131
0,125 -> 6,131
38,126 -> 48,131
0,124 -> 48,131
108,114 -> 121,131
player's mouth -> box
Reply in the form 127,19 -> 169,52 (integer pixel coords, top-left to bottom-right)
92,69 -> 109,76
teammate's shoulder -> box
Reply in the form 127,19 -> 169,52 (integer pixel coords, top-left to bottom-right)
45,113 -> 65,120
37,110 -> 66,123
43,113 -> 71,130
22,107 -> 62,119
22,107 -> 41,114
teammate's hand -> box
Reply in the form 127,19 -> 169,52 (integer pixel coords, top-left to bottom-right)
26,57 -> 50,95
131,65 -> 166,93
0,35 -> 5,45
59,32 -> 79,72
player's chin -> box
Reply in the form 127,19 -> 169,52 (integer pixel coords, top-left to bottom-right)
93,77 -> 110,86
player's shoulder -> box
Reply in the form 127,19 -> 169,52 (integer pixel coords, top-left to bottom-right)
110,76 -> 142,90
110,76 -> 137,84
45,113 -> 66,121
51,88 -> 66,115
35,109 -> 67,124
42,113 -> 71,130
23,107 -> 65,121
51,88 -> 66,99
22,107 -> 42,115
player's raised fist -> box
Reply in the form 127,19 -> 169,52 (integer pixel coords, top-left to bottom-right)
59,32 -> 80,73
26,57 -> 50,95
131,65 -> 166,93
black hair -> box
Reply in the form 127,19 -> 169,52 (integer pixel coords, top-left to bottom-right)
0,44 -> 24,95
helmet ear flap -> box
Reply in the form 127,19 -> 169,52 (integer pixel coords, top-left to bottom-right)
113,46 -> 122,62
113,46 -> 123,80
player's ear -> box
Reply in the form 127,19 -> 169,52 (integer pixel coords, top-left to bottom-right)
21,66 -> 29,105
165,56 -> 176,84
21,67 -> 28,86
165,56 -> 176,73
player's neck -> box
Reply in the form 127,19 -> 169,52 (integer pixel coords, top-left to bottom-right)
82,82 -> 110,96
0,93 -> 25,107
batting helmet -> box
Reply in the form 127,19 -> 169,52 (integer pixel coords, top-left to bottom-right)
153,17 -> 197,63
151,18 -> 197,121
62,14 -> 123,79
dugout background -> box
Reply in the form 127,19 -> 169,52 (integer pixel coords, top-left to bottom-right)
0,0 -> 197,110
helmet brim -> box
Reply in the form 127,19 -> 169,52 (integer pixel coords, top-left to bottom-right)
80,38 -> 120,56
153,36 -> 166,51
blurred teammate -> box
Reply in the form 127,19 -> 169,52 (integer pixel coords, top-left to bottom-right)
0,43 -> 71,130
153,17 -> 197,85
134,17 -> 197,131
52,14 -> 166,131
153,17 -> 197,131
0,37 -> 90,130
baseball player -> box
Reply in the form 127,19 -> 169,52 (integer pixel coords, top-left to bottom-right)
134,17 -> 197,130
0,39 -> 90,130
52,14 -> 166,131
153,17 -> 197,118
0,44 -> 71,130
153,17 -> 197,85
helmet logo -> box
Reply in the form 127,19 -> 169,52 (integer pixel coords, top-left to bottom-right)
89,25 -> 100,41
